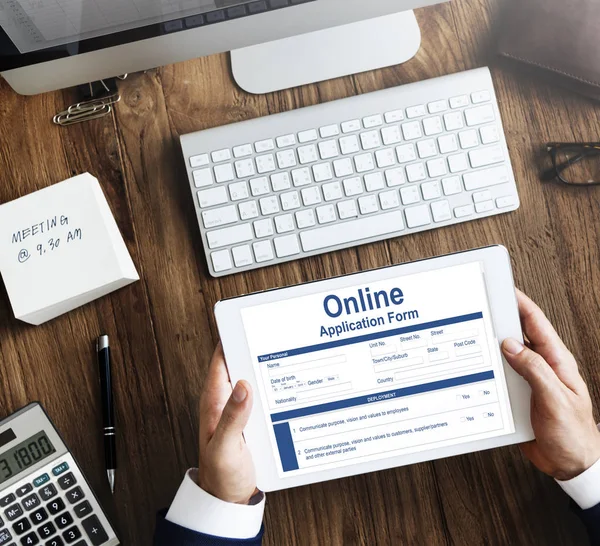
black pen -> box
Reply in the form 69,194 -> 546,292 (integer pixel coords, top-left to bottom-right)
97,335 -> 117,494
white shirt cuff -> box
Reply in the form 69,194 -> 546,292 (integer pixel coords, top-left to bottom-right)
556,457 -> 600,510
166,469 -> 265,539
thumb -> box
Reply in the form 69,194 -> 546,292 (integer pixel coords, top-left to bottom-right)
212,380 -> 253,448
501,338 -> 560,397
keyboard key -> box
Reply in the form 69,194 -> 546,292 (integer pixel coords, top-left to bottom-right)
423,116 -> 443,136
421,181 -> 442,201
197,187 -> 228,208
444,112 -> 464,131
406,163 -> 426,183
465,104 -> 495,126
37,522 -> 55,539
20,531 -> 38,545
318,140 -> 339,160
379,190 -> 400,210
207,224 -> 253,249
496,195 -> 517,209
0,528 -> 11,545
322,181 -> 343,202
417,139 -> 437,159
202,205 -> 238,229
255,139 -> 274,153
193,168 -> 213,188
454,204 -> 475,218
297,145 -> 318,164
406,105 -> 426,118
427,158 -> 448,178
234,159 -> 256,178
395,144 -> 417,164
295,209 -> 316,229
249,177 -> 270,196
472,190 -> 492,203
0,495 -> 15,508
358,195 -> 378,215
55,513 -> 73,530
438,134 -> 458,154
280,191 -> 301,211
253,240 -> 274,263
341,120 -> 361,133
459,129 -> 479,149
343,177 -> 363,197
46,500 -> 65,516
337,200 -> 359,220
62,526 -> 81,543
431,200 -> 452,222
291,168 -> 312,187
276,149 -> 297,168
276,134 -> 296,148
256,154 -> 276,174
339,136 -> 360,155
232,245 -> 254,267
401,121 -> 422,141
211,149 -> 231,163
405,204 -> 432,228
471,90 -> 491,104
375,149 -> 396,168
6,505 -> 23,521
211,250 -> 232,274
448,153 -> 468,173
363,115 -> 383,128
298,129 -> 318,143
354,153 -> 374,173
480,125 -> 500,145
301,187 -> 322,206
364,173 -> 385,192
233,144 -> 253,158
385,168 -> 405,187
46,537 -> 64,546
333,158 -> 354,178
320,124 -> 339,138
190,154 -> 209,168
32,475 -> 50,488
475,200 -> 495,214
229,181 -> 250,201
65,488 -> 83,506
13,517 -> 31,534
274,215 -> 295,234
428,100 -> 448,114
316,205 -> 337,224
81,515 -> 108,546
16,487 -> 32,499
239,201 -> 259,220
312,163 -> 333,182
29,508 -> 48,525
469,145 -> 504,168
214,163 -> 235,183
384,110 -> 405,123
442,176 -> 462,195
360,131 -> 381,151
270,172 -> 291,192
274,235 -> 300,258
300,210 -> 404,251
450,95 -> 469,109
400,186 -> 420,206
254,218 -> 274,238
381,126 -> 402,146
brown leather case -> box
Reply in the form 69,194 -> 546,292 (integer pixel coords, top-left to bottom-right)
498,0 -> 600,100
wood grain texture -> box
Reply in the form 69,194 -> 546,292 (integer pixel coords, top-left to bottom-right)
0,0 -> 599,544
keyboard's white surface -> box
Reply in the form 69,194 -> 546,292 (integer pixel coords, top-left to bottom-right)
181,67 -> 519,277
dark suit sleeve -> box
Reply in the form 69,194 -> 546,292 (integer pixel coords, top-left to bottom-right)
154,510 -> 264,546
572,502 -> 600,545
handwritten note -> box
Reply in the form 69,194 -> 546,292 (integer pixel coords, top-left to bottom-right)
0,173 -> 139,325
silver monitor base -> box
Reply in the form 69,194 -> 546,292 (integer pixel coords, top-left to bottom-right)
231,11 -> 421,95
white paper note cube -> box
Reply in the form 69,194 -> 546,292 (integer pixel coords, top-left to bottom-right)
0,173 -> 139,325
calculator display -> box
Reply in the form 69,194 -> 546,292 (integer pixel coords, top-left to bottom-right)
0,431 -> 56,485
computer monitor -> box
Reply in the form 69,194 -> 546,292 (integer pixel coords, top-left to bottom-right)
0,0 -> 442,96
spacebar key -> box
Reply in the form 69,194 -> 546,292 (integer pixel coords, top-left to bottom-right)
300,211 -> 405,252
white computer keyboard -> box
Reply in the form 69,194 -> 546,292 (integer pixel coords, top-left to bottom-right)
181,67 -> 519,277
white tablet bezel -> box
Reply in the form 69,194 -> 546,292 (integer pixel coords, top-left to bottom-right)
215,245 -> 533,492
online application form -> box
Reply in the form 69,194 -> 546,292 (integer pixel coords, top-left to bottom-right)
241,263 -> 515,476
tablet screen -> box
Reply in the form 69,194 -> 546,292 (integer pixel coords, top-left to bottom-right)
240,262 -> 516,476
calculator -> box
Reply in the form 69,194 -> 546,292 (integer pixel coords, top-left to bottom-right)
0,403 -> 119,546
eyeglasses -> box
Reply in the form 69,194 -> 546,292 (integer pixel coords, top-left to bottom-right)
541,143 -> 600,186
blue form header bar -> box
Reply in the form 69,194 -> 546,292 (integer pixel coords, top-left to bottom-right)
258,312 -> 483,363
270,370 -> 495,423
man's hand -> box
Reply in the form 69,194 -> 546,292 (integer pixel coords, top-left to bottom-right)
501,290 -> 600,481
197,343 -> 258,504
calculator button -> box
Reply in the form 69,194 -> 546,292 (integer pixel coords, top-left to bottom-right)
15,487 -> 32,499
57,476 -> 76,492
5,505 -> 23,521
13,518 -> 31,535
51,464 -> 69,478
32,475 -> 49,488
46,501 -> 64,517
64,490 -> 83,506
21,495 -> 40,512
54,514 -> 72,530
0,528 -> 11,544
20,532 -> 38,545
45,538 -> 64,546
0,496 -> 15,508
38,487 -> 57,503
37,523 -> 55,540
29,509 -> 47,525
61,527 -> 80,544
81,516 -> 107,546
72,503 -> 91,520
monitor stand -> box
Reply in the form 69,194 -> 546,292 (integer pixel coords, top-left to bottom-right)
231,11 -> 421,95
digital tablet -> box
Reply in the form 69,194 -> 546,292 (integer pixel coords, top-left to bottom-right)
215,246 -> 534,492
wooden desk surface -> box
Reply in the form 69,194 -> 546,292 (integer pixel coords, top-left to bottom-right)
1,0 -> 599,544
